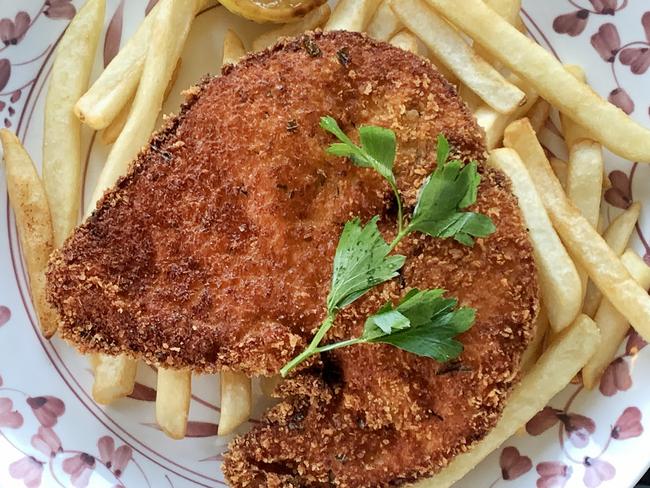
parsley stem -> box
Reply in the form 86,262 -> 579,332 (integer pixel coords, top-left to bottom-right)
280,314 -> 336,377
388,227 -> 410,253
314,337 -> 363,354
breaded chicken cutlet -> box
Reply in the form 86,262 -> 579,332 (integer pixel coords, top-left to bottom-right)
47,31 -> 538,487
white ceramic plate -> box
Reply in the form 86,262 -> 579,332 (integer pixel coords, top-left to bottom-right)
1,1 -> 650,487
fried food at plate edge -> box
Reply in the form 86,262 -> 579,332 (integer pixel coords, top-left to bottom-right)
219,0 -> 327,23
47,32 -> 537,485
2,130 -> 58,339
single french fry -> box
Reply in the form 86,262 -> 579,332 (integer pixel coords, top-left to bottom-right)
475,74 -> 538,149
424,0 -> 650,162
583,202 -> 641,317
88,0 -> 198,211
101,58 -> 182,146
520,303 -> 549,373
324,0 -> 383,32
92,354 -> 137,404
488,148 -> 581,331
252,4 -> 331,51
504,118 -> 650,342
549,158 -> 567,190
75,2 -> 160,130
418,315 -> 600,488
526,98 -> 550,133
582,251 -> 650,389
218,371 -> 252,436
366,0 -> 402,41
43,0 -> 105,247
391,0 -> 525,114
222,30 -> 247,65
1,130 -> 57,338
389,30 -> 421,54
566,139 -> 604,304
156,368 -> 191,439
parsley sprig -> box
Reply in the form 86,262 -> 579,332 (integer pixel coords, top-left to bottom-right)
279,117 -> 495,377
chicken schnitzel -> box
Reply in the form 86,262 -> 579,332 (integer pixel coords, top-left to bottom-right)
47,31 -> 538,486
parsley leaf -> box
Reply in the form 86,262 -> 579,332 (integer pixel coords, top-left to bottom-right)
314,288 -> 475,363
364,289 -> 475,362
408,136 -> 495,246
327,217 -> 406,313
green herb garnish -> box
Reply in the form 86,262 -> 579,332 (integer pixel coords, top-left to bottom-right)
279,118 -> 495,377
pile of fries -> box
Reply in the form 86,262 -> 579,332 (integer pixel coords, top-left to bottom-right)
3,0 -> 650,485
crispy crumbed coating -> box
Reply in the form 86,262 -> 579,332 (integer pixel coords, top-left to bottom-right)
47,31 -> 538,486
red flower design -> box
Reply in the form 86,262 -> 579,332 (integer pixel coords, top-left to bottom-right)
26,396 -> 65,428
62,453 -> 96,488
0,397 -> 23,428
98,436 -> 132,476
31,426 -> 62,457
591,23 -> 621,62
9,456 -> 44,488
526,406 -> 562,436
500,446 -> 532,480
0,12 -> 30,46
583,457 -> 615,487
553,11 -> 590,36
626,330 -> 647,355
620,47 -> 650,74
599,357 -> 632,396
611,406 -> 643,440
604,170 -> 632,209
536,461 -> 572,488
0,305 -> 10,326
44,0 -> 77,20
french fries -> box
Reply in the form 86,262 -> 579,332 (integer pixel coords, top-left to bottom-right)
218,371 -> 252,436
566,140 -> 603,228
260,375 -> 281,397
1,130 -> 57,338
582,251 -> 650,389
88,0 -> 198,211
222,30 -> 247,65
475,75 -> 538,149
75,2 -> 160,131
488,148 -> 581,331
504,118 -> 650,342
324,0 -> 383,32
218,0 -> 325,23
252,4 -> 331,51
560,65 -> 593,147
92,354 -> 138,404
583,202 -> 641,317
389,31 -> 421,54
156,368 -> 191,439
366,0 -> 402,41
458,84 -> 483,113
424,0 -> 650,162
391,0 -> 526,114
43,0 -> 105,248
418,314 -> 600,488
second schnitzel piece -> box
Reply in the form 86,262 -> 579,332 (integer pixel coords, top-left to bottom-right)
47,31 -> 538,485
